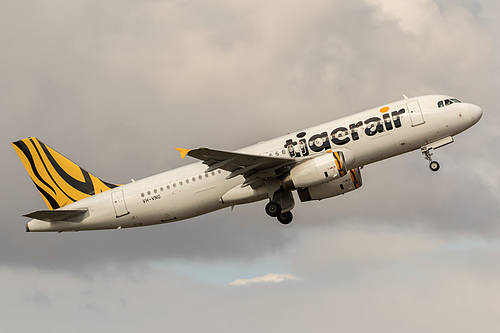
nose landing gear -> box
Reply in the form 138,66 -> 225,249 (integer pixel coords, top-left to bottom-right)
421,147 -> 440,172
429,160 -> 440,172
420,136 -> 454,172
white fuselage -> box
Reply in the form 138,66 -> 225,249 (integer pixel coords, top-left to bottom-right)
26,95 -> 482,232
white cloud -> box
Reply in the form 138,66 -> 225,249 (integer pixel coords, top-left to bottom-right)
229,273 -> 299,286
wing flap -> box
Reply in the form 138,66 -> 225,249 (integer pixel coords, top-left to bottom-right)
23,209 -> 88,222
205,157 -> 237,173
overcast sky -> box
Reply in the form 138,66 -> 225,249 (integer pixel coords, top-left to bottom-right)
2,0 -> 500,331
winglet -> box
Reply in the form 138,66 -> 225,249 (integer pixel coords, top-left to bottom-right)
175,148 -> 191,159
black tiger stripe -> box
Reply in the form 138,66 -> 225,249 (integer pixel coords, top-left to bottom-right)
37,140 -> 96,196
349,168 -> 362,188
102,180 -> 119,189
12,140 -> 57,196
29,138 -> 78,203
34,183 -> 60,210
333,151 -> 347,177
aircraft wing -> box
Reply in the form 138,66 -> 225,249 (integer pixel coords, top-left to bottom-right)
176,147 -> 296,188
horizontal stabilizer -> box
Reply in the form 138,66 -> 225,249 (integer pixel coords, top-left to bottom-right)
23,209 -> 88,222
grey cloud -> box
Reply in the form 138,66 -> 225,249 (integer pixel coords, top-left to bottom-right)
2,227 -> 500,333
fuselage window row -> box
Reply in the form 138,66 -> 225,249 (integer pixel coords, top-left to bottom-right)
140,170 -> 223,198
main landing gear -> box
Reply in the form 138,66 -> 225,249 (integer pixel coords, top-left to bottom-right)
421,147 -> 440,172
265,189 -> 295,225
265,202 -> 293,224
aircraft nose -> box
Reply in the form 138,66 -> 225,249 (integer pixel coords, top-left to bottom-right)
468,104 -> 482,123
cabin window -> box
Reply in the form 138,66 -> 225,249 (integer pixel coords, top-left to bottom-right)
141,193 -> 145,197
192,177 -> 196,182
179,181 -> 183,186
173,183 -> 176,188
167,185 -> 170,189
147,191 -> 151,195
199,175 -> 203,180
205,173 -> 209,178
160,187 -> 163,191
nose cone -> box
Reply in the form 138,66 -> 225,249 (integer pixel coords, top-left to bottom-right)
468,104 -> 483,124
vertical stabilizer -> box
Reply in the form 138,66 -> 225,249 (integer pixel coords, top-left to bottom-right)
12,137 -> 120,210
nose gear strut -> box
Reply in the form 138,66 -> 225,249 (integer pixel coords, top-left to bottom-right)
421,147 -> 440,172
420,136 -> 454,172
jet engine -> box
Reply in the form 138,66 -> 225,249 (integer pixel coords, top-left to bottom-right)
297,168 -> 362,202
283,151 -> 348,190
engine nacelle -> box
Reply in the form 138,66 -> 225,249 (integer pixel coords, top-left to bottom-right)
283,151 -> 347,190
297,168 -> 362,202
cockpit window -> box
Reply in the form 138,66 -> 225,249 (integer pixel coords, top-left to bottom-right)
437,98 -> 461,108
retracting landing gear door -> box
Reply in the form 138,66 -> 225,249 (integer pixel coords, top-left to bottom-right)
112,190 -> 130,217
407,100 -> 425,126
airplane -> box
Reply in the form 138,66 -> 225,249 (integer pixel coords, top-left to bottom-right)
13,94 -> 482,232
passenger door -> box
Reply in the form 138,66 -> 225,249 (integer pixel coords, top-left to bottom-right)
111,190 -> 129,217
407,100 -> 425,126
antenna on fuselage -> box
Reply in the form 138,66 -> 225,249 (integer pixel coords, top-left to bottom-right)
403,94 -> 409,99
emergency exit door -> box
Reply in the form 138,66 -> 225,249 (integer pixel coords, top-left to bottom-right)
112,190 -> 129,217
407,100 -> 425,126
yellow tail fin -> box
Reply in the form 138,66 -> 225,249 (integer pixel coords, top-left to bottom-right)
12,137 -> 120,210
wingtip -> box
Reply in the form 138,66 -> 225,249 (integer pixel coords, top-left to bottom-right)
175,148 -> 191,159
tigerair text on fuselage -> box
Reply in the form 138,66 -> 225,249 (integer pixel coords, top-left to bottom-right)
284,107 -> 405,157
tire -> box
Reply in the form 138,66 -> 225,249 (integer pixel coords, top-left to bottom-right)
277,211 -> 293,225
429,161 -> 440,172
265,202 -> 281,217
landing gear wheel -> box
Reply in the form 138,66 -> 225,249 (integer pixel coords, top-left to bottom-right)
422,147 -> 441,172
429,161 -> 440,172
265,202 -> 281,217
277,211 -> 293,225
